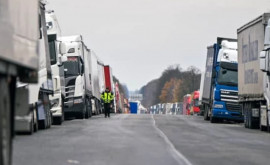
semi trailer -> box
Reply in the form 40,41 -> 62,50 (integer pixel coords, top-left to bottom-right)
15,2 -> 55,134
238,13 -> 270,130
0,0 -> 39,164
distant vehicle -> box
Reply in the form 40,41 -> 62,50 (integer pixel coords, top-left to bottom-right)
46,10 -> 67,125
176,102 -> 183,115
130,102 -> 138,114
60,35 -> 92,119
198,71 -> 205,115
165,103 -> 172,114
15,2 -> 55,134
183,94 -> 191,115
190,91 -> 200,115
202,38 -> 243,123
238,13 -> 270,130
0,0 -> 39,164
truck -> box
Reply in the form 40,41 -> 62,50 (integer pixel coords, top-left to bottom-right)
103,65 -> 116,113
0,0 -> 39,164
238,13 -> 270,130
202,37 -> 243,123
129,101 -> 138,114
97,60 -> 105,113
46,10 -> 67,125
183,94 -> 191,115
60,35 -> 92,119
15,1 -> 55,134
190,91 -> 200,115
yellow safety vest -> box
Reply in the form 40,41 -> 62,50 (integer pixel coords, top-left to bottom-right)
101,92 -> 114,103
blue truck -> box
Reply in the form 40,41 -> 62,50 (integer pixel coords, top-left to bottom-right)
202,37 -> 243,123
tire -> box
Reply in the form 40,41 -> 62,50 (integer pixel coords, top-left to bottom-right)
53,116 -> 62,125
204,105 -> 210,121
85,99 -> 90,119
0,77 -> 12,165
210,115 -> 218,123
77,104 -> 85,119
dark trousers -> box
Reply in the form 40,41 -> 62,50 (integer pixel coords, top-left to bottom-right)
104,103 -> 111,117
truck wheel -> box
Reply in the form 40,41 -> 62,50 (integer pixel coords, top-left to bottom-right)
0,77 -> 12,165
53,116 -> 62,125
210,115 -> 218,123
77,105 -> 86,119
204,105 -> 210,121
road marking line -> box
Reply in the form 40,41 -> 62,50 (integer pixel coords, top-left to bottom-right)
151,115 -> 193,165
67,159 -> 80,164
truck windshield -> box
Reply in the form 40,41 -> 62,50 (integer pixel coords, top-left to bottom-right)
63,56 -> 80,77
194,99 -> 199,107
217,67 -> 238,86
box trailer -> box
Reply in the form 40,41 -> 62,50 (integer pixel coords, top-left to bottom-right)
0,0 -> 39,164
238,13 -> 270,130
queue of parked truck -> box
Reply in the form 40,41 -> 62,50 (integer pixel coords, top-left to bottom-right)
0,1 -> 131,165
149,13 -> 270,133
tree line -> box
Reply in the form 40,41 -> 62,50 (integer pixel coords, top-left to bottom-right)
139,65 -> 201,108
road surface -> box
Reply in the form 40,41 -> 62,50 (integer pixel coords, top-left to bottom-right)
13,114 -> 270,165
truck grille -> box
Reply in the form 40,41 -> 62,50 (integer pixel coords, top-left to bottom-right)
226,103 -> 241,112
64,77 -> 76,104
220,90 -> 238,102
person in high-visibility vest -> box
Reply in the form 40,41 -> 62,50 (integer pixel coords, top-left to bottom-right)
101,87 -> 114,118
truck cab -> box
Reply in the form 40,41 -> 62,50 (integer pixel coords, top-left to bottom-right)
206,39 -> 243,123
45,10 -> 67,125
183,94 -> 191,115
190,91 -> 200,115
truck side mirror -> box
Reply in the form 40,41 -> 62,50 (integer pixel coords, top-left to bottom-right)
59,42 -> 67,54
260,51 -> 268,72
264,19 -> 270,45
57,56 -> 68,66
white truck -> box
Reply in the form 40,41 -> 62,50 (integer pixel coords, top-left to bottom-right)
15,2 -> 54,133
46,10 -> 67,125
0,0 -> 39,164
238,13 -> 270,131
60,35 -> 92,119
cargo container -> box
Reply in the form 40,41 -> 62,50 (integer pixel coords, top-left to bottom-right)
238,13 -> 270,130
130,102 -> 138,114
0,0 -> 39,164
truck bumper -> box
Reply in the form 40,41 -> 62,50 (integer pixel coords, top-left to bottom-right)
15,115 -> 31,132
212,109 -> 243,121
64,97 -> 84,114
50,93 -> 62,117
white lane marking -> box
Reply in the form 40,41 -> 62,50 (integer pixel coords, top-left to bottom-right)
151,115 -> 193,165
67,159 -> 80,164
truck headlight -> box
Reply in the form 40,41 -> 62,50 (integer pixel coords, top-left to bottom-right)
74,98 -> 83,104
214,104 -> 223,109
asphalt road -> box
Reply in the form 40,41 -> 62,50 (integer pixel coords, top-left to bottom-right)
13,114 -> 270,165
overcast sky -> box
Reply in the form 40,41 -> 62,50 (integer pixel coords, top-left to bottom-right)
47,0 -> 270,91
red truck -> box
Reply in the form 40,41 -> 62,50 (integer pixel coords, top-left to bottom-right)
190,91 -> 200,115
183,94 -> 191,115
103,65 -> 115,113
